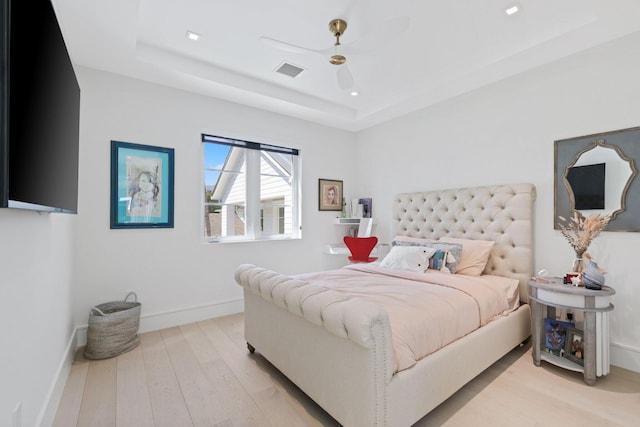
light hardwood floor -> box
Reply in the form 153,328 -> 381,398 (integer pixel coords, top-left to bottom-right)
54,313 -> 640,426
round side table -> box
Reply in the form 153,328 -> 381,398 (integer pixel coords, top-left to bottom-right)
529,277 -> 615,385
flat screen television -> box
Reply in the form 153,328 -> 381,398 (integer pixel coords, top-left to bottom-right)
566,162 -> 606,210
0,0 -> 80,213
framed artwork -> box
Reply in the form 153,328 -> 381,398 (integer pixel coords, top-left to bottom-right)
359,198 -> 372,218
544,318 -> 575,355
110,140 -> 175,229
564,327 -> 585,366
319,179 -> 343,211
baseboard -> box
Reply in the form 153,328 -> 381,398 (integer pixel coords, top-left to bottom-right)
75,298 -> 244,346
611,341 -> 640,373
37,327 -> 78,427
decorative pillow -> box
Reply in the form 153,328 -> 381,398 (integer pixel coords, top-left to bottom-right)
439,237 -> 495,276
380,246 -> 436,272
392,240 -> 463,273
428,250 -> 455,272
391,235 -> 437,245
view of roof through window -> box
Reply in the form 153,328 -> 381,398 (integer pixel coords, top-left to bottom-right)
203,135 -> 299,241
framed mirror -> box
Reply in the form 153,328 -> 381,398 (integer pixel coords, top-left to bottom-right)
555,127 -> 640,231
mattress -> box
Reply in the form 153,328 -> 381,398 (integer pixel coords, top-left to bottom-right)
296,263 -> 520,372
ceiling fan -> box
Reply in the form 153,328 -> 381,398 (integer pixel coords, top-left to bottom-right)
261,16 -> 410,91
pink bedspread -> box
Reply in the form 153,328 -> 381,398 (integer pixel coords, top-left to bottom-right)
296,264 -> 519,372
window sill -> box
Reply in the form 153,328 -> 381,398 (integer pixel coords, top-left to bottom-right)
203,234 -> 302,244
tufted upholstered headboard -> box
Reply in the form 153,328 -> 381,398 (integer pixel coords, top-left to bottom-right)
392,183 -> 536,303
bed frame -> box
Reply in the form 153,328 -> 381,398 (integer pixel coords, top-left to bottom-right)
235,183 -> 535,426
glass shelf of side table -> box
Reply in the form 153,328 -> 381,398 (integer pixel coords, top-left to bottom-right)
528,278 -> 615,385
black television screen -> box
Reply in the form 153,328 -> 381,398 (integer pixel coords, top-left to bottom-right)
0,0 -> 80,213
566,163 -> 606,210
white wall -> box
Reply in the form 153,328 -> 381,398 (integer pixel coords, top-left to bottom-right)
0,210 -> 76,427
356,31 -> 640,372
73,68 -> 356,336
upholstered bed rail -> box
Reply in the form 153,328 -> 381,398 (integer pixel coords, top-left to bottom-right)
235,264 -> 394,353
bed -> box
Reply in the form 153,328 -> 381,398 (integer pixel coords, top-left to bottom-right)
235,183 -> 535,426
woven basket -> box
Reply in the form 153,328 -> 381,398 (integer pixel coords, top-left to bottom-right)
84,292 -> 141,360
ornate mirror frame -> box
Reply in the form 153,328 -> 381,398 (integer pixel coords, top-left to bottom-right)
555,126 -> 640,232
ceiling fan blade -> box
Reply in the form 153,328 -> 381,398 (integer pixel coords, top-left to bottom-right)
260,36 -> 320,55
337,64 -> 354,90
343,16 -> 410,55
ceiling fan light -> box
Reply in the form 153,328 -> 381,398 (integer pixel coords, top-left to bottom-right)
330,55 -> 346,65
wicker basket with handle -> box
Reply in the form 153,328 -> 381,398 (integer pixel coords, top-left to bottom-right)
84,292 -> 141,360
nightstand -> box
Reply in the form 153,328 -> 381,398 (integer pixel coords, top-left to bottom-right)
529,278 -> 615,385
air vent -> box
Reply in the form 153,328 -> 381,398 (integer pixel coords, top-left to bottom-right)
275,62 -> 305,78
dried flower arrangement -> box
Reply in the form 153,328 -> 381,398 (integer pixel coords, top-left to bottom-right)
558,212 -> 612,258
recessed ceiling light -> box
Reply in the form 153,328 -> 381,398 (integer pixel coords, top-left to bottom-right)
505,4 -> 520,16
350,91 -> 359,97
186,31 -> 200,41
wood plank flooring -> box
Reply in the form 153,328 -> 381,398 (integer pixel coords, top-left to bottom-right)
54,313 -> 640,426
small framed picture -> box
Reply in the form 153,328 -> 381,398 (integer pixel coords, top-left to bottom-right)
564,327 -> 585,365
319,179 -> 343,211
110,140 -> 175,229
544,318 -> 575,355
359,198 -> 372,218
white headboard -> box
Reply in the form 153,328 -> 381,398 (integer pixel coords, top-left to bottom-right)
392,183 -> 536,302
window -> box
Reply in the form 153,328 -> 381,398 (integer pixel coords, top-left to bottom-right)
202,134 -> 301,242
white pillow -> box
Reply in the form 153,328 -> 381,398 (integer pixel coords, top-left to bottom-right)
380,246 -> 436,272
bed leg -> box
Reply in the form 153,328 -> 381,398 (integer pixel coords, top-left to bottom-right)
247,342 -> 255,354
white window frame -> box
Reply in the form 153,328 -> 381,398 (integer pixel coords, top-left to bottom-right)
202,134 -> 301,243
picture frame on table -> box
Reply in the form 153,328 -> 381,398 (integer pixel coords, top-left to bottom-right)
319,179 -> 343,211
359,198 -> 372,218
544,318 -> 575,356
563,327 -> 585,366
110,140 -> 175,229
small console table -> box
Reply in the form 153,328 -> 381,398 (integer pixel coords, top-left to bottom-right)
529,278 -> 615,385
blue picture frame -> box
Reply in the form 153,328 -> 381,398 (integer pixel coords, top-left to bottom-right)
544,318 -> 575,355
110,140 -> 174,229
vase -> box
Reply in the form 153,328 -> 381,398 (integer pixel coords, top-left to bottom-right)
571,258 -> 585,273
582,259 -> 605,290
571,250 -> 586,273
